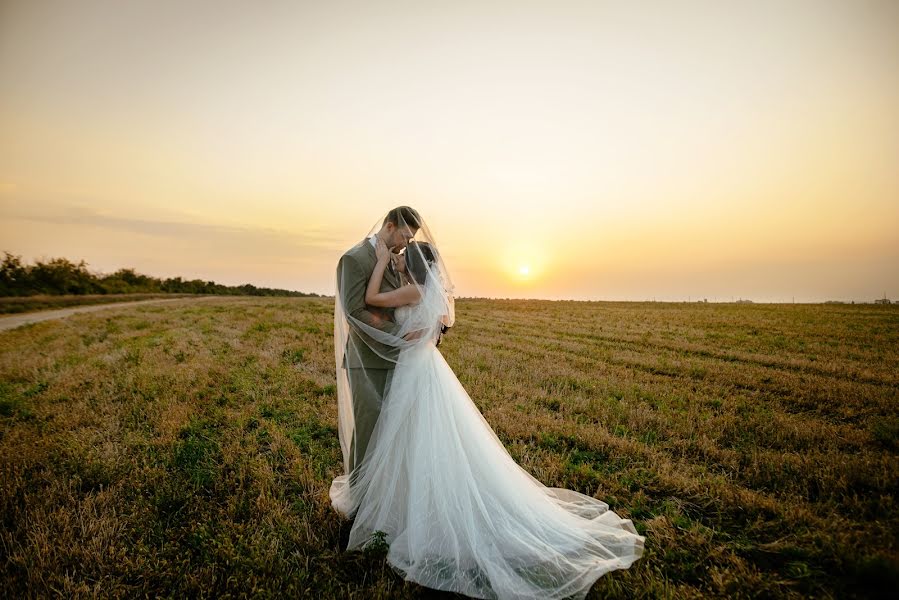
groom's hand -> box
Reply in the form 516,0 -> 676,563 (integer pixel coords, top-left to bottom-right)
403,329 -> 426,341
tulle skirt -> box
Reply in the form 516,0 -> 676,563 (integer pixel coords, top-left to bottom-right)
329,344 -> 645,600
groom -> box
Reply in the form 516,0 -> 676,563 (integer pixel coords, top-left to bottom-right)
336,206 -> 421,483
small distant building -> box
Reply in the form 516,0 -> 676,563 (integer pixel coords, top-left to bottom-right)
875,298 -> 891,305
735,298 -> 753,304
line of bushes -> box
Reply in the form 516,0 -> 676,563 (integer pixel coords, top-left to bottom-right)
0,252 -> 319,298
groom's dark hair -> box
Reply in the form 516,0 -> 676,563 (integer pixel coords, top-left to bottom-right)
384,206 -> 421,229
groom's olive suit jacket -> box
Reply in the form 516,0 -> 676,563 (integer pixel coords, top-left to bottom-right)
338,238 -> 403,369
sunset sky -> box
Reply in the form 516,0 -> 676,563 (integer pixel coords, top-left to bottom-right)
1,0 -> 897,302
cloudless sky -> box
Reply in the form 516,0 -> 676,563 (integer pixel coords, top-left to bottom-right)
1,0 -> 897,301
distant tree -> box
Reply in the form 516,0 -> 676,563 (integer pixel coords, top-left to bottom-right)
0,252 -> 319,298
29,257 -> 102,295
0,252 -> 30,296
100,268 -> 162,294
161,276 -> 183,293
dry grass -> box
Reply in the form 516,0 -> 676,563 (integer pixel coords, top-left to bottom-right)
0,294 -> 196,315
1,297 -> 897,598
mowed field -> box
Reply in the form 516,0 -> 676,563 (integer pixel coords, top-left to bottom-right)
1,297 -> 897,598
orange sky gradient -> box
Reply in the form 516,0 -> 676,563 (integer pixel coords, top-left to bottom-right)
1,0 -> 897,302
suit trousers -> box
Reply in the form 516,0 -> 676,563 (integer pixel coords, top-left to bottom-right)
346,367 -> 394,486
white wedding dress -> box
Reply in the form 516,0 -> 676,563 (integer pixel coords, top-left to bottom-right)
331,283 -> 645,600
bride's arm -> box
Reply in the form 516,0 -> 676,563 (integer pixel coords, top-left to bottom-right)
367,284 -> 421,308
365,238 -> 421,308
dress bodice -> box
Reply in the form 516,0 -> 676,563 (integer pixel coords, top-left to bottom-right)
395,305 -> 412,326
392,279 -> 446,339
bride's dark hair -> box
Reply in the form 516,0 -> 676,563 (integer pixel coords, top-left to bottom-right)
405,241 -> 437,285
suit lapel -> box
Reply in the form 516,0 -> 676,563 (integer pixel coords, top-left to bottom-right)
383,261 -> 399,289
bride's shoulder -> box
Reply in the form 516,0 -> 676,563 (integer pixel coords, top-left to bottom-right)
395,282 -> 421,300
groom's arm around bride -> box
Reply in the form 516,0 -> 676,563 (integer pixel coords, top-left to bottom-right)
337,252 -> 402,339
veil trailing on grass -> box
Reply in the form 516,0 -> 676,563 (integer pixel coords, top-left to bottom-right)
329,208 -> 644,599
331,207 -> 455,509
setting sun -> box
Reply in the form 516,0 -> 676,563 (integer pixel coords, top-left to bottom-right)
518,265 -> 530,277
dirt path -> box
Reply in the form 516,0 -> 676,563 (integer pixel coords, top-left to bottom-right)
0,296 -> 226,333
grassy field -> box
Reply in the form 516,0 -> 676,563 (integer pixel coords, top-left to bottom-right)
0,293 -> 197,315
1,297 -> 897,598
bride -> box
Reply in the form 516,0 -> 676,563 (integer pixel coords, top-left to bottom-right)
329,210 -> 645,600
